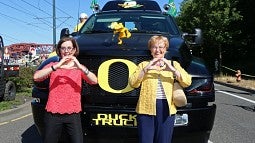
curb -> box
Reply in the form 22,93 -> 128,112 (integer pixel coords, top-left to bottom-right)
214,81 -> 255,94
0,100 -> 33,123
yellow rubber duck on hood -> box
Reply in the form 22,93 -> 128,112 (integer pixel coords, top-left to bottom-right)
109,22 -> 131,45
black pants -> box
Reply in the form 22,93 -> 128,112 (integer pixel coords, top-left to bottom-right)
43,112 -> 83,143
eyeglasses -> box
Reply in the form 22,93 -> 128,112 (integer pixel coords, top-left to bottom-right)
151,46 -> 165,50
60,46 -> 73,51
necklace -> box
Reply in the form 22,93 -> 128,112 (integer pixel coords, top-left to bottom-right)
160,63 -> 165,67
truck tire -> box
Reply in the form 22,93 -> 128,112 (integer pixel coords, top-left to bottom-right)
4,81 -> 16,101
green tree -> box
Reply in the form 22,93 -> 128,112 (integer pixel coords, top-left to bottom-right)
235,0 -> 255,74
177,0 -> 243,73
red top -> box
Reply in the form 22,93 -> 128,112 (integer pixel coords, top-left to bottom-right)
36,62 -> 92,114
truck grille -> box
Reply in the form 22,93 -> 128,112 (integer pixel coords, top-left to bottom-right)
78,55 -> 150,105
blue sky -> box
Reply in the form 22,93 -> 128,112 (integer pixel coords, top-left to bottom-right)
0,0 -> 182,46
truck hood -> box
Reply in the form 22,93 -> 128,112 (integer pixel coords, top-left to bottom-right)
75,33 -> 188,64
75,33 -> 184,51
76,33 -> 151,50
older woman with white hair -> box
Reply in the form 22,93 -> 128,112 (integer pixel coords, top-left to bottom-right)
129,35 -> 191,143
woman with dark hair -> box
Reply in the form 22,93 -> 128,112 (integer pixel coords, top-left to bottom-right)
34,37 -> 98,143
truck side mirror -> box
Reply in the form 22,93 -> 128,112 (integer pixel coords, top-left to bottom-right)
0,36 -> 3,47
60,28 -> 70,39
194,28 -> 202,45
182,28 -> 203,46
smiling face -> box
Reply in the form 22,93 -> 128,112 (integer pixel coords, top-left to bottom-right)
150,40 -> 167,58
59,41 -> 75,58
56,37 -> 79,58
148,36 -> 169,59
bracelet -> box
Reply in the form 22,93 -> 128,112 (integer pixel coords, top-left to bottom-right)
51,65 -> 56,71
84,68 -> 89,75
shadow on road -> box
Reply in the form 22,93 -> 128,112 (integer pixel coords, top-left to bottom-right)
233,104 -> 255,112
223,103 -> 255,112
21,124 -> 43,143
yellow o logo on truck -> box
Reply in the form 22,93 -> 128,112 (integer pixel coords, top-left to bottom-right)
98,59 -> 137,93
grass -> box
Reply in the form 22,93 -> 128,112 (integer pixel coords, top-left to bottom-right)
0,87 -> 32,112
0,100 -> 23,112
214,75 -> 255,91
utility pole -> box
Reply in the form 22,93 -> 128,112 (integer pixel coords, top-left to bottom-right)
53,0 -> 56,46
219,45 -> 223,76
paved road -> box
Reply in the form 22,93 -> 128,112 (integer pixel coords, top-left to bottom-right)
0,103 -> 43,143
0,83 -> 254,143
0,114 -> 42,143
209,83 -> 255,143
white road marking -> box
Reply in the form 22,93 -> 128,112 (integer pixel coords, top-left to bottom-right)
216,89 -> 255,104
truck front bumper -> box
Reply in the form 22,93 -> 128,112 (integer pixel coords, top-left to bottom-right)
31,100 -> 216,143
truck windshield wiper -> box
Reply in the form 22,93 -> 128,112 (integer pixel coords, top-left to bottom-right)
132,30 -> 167,34
84,30 -> 111,33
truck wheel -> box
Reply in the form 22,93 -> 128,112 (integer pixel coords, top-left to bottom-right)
4,81 -> 16,101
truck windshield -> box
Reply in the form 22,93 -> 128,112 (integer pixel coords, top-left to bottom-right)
80,13 -> 179,35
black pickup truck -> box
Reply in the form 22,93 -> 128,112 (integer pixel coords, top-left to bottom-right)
32,0 -> 216,143
0,36 -> 19,101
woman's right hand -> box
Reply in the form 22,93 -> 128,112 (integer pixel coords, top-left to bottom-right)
55,56 -> 74,69
144,58 -> 161,72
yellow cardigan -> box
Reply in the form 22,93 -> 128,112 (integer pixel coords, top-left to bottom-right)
129,60 -> 192,115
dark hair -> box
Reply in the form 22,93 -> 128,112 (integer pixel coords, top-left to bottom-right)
56,37 -> 79,57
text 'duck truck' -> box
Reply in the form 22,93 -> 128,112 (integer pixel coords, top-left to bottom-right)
31,0 -> 216,143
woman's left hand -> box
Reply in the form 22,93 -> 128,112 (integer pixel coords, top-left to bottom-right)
161,58 -> 176,72
70,56 -> 81,68
71,56 -> 90,72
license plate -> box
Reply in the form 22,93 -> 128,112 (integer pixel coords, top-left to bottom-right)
90,113 -> 188,127
174,114 -> 188,126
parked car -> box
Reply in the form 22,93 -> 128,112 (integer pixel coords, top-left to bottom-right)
0,36 -> 19,101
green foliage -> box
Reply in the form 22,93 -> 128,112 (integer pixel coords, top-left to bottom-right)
176,0 -> 248,73
177,0 -> 242,47
9,66 -> 36,91
0,66 -> 34,111
0,88 -> 32,111
0,100 -> 22,111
